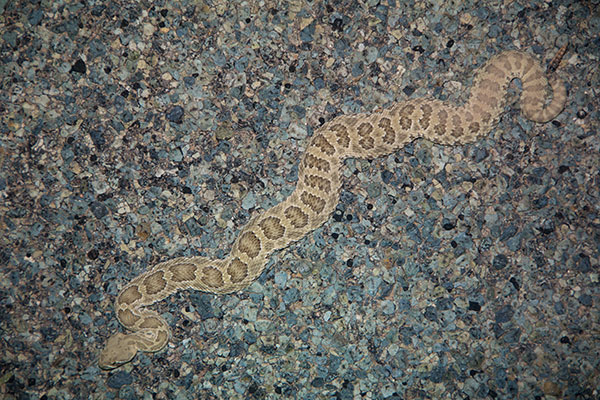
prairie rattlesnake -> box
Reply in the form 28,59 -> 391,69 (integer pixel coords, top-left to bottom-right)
99,50 -> 566,369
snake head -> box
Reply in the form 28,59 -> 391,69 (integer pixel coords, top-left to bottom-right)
98,333 -> 138,370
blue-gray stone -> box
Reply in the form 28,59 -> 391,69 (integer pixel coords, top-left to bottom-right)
365,276 -> 382,296
244,331 -> 257,344
575,253 -> 591,272
381,300 -> 395,315
500,225 -> 517,242
495,305 -> 513,323
106,370 -> 133,389
300,21 -> 315,42
190,293 -> 215,320
28,9 -> 44,26
274,271 -> 288,288
282,287 -> 299,305
241,192 -> 256,210
396,297 -> 410,312
503,327 -> 521,343
89,127 -> 106,149
184,217 -> 203,235
89,39 -> 107,58
166,106 -> 184,123
429,364 -> 446,383
492,254 -> 508,270
90,201 -> 108,219
2,31 -> 17,47
30,222 -> 44,237
61,146 -> 74,164
169,147 -> 183,162
424,306 -> 438,321
578,294 -> 593,307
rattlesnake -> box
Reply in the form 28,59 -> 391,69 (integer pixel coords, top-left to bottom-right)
99,49 -> 566,369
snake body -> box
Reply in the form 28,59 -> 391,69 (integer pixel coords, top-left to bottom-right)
99,50 -> 566,369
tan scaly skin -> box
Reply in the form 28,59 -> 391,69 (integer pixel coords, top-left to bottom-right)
99,49 -> 567,369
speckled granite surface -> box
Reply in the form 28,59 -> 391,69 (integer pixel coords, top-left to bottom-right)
1,0 -> 598,398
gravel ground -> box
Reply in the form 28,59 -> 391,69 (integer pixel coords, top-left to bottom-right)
1,0 -> 599,399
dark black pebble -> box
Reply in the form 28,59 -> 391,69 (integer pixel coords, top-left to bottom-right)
403,86 -> 416,96
442,218 -> 455,230
468,301 -> 481,312
331,18 -> 344,32
70,59 -> 86,74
